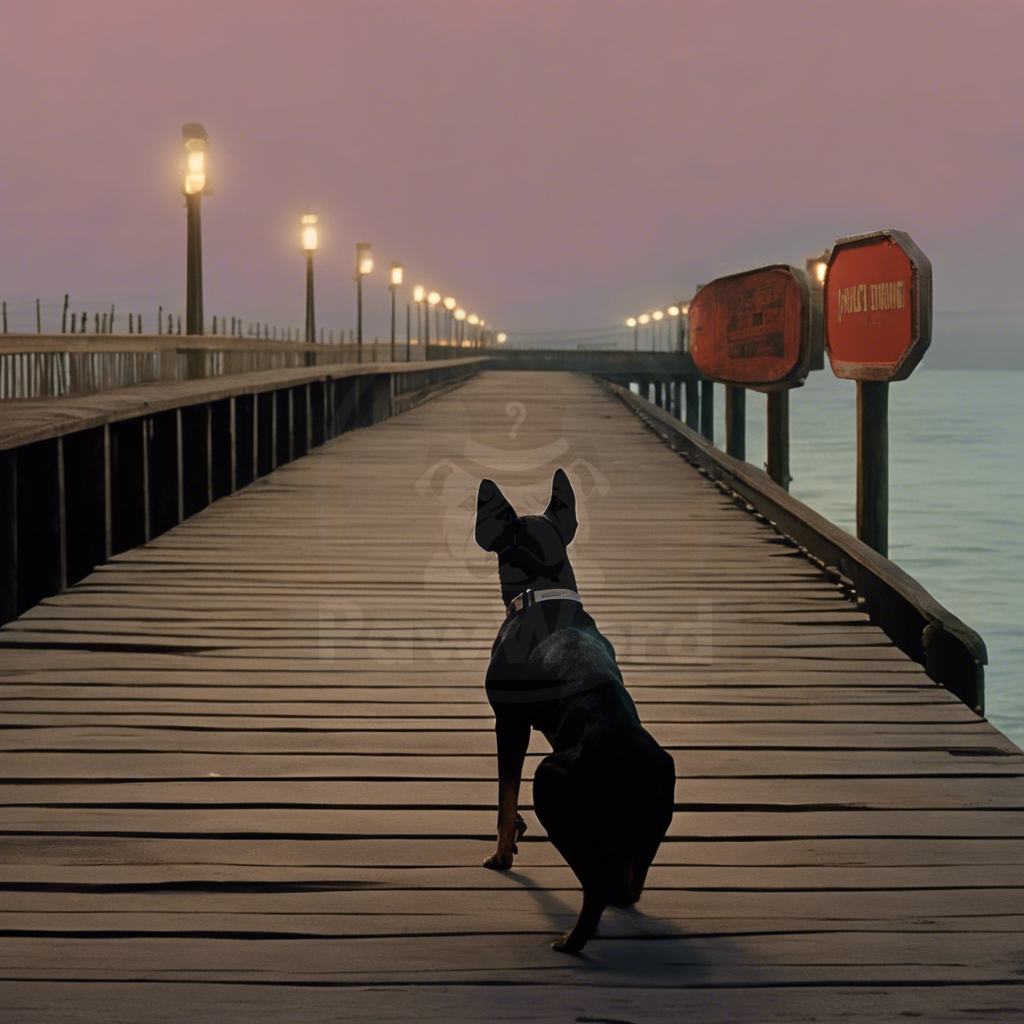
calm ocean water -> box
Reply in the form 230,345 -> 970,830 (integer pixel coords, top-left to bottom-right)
704,369 -> 1024,750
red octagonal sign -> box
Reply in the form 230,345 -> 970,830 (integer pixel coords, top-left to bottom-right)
824,229 -> 932,381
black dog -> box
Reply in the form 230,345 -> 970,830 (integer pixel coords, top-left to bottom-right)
476,468 -> 676,952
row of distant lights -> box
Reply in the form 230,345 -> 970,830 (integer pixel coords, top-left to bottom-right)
625,303 -> 690,330
626,259 -> 828,330
184,127 -> 506,344
302,217 -> 508,341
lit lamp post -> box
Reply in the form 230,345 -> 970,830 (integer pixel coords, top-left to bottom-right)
652,309 -> 664,350
467,313 -> 480,349
355,242 -> 373,360
455,307 -> 466,347
443,296 -> 456,346
497,332 -> 507,345
181,123 -> 210,336
638,312 -> 651,349
413,285 -> 426,357
427,291 -> 441,357
667,305 -> 680,351
626,316 -> 638,350
301,213 -> 318,345
389,263 -> 403,361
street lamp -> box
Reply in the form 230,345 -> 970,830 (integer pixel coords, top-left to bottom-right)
454,307 -> 466,347
626,316 -> 638,350
389,263 -> 403,361
443,296 -> 456,346
497,332 -> 507,344
427,291 -> 441,355
652,309 -> 664,350
467,312 -> 480,349
301,213 -> 318,345
638,312 -> 651,350
414,285 -> 427,355
181,123 -> 210,335
355,242 -> 373,360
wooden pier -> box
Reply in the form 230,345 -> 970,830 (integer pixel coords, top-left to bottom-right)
2,370 -> 1023,1022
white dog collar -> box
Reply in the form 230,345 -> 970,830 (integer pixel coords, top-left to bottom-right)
506,588 -> 582,618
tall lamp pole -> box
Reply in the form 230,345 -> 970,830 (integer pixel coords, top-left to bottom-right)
414,285 -> 426,359
443,296 -> 456,347
652,309 -> 664,350
182,123 -> 209,336
627,316 -> 638,350
301,214 -> 318,345
355,242 -> 373,361
389,263 -> 404,362
638,312 -> 650,349
427,292 -> 441,358
455,308 -> 466,348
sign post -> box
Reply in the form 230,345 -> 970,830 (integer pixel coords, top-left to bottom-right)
824,229 -> 932,556
688,264 -> 820,486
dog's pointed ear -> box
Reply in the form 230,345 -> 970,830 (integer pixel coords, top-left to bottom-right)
476,478 -> 516,552
544,468 -> 577,544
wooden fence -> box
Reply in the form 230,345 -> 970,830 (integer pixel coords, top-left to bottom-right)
0,358 -> 483,625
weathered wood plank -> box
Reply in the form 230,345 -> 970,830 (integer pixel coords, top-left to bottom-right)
0,370 -> 1020,1018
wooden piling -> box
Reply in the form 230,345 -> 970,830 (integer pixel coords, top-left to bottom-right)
857,380 -> 889,556
766,389 -> 791,490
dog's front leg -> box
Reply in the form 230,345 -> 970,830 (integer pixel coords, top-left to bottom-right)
483,715 -> 531,870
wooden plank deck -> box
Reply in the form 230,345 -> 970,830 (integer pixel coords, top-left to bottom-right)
1,370 -> 1023,1022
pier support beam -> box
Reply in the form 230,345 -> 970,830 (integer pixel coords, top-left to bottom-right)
685,380 -> 700,431
766,390 -> 791,490
725,385 -> 746,460
857,380 -> 888,556
700,380 -> 714,441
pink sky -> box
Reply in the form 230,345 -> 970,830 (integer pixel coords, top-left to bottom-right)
1,0 -> 1021,357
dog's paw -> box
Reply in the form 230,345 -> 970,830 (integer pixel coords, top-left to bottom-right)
482,851 -> 513,870
551,932 -> 586,954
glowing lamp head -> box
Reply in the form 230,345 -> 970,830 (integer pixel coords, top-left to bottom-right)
390,263 -> 404,287
497,332 -> 507,343
443,296 -> 456,311
427,291 -> 441,306
626,317 -> 637,328
454,308 -> 466,321
182,123 -> 208,195
638,313 -> 651,325
652,310 -> 664,321
668,305 -> 680,316
815,261 -> 827,284
413,285 -> 426,303
301,213 -> 319,252
355,243 -> 373,276
681,303 -> 690,315
467,313 -> 479,326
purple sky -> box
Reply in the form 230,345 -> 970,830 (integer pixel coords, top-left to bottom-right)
2,1 -> 1021,360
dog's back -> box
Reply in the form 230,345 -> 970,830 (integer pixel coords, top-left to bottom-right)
487,603 -> 676,908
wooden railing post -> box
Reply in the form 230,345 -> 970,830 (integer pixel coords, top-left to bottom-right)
685,380 -> 700,431
725,385 -> 746,460
766,390 -> 791,490
700,380 -> 714,441
0,450 -> 17,624
857,380 -> 888,556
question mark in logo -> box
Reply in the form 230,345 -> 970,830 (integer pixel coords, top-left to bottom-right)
506,401 -> 526,439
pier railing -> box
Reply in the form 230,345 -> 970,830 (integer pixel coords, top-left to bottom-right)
0,334 -> 480,399
608,380 -> 987,714
0,358 -> 483,625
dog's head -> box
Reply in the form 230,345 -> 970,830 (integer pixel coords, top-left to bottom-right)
476,468 -> 578,605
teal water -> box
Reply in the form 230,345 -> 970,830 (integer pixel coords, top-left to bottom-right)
718,369 -> 1024,749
